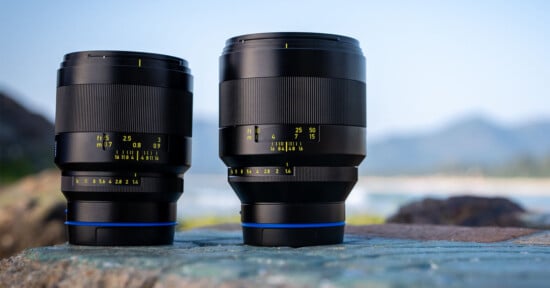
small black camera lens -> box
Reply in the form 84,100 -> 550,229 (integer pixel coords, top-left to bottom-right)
55,51 -> 193,245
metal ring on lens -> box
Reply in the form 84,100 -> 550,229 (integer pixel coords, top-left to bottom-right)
64,221 -> 178,227
241,222 -> 345,229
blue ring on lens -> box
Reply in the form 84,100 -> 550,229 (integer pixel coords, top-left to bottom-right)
241,222 -> 345,229
64,221 -> 178,227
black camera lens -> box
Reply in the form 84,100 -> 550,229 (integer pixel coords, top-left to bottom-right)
219,32 -> 366,247
55,51 -> 193,245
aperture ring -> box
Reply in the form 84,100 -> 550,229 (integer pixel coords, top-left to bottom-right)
228,166 -> 357,182
61,174 -> 183,193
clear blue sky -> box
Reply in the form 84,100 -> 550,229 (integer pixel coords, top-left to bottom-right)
1,0 -> 549,139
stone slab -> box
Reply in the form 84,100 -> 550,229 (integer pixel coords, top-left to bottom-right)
514,230 -> 550,246
346,223 -> 537,242
0,225 -> 548,288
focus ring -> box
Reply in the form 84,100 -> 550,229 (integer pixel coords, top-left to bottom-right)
220,77 -> 365,127
56,84 -> 192,134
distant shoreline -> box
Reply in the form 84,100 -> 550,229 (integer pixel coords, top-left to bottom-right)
185,173 -> 550,197
358,175 -> 550,196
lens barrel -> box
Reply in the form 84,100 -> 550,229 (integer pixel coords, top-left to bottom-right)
55,51 -> 193,245
219,32 -> 366,247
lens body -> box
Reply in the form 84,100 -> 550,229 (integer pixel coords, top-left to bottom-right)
219,32 -> 366,247
55,51 -> 193,245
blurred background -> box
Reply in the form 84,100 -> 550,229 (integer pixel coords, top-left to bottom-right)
1,0 -> 549,256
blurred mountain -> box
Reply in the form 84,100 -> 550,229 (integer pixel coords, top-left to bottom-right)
365,116 -> 550,176
0,92 -> 54,183
194,115 -> 550,177
2,90 -> 549,178
191,118 -> 225,174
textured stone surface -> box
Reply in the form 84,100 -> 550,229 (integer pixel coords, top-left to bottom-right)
346,223 -> 536,242
0,170 -> 65,258
1,225 -> 548,288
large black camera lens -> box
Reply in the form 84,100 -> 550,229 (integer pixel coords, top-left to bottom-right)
55,51 -> 193,245
219,32 -> 366,247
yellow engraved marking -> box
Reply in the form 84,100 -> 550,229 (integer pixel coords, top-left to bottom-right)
136,151 -> 139,162
138,58 -> 142,67
285,42 -> 288,48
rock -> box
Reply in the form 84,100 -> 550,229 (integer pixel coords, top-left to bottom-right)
387,195 -> 525,227
518,212 -> 550,229
0,169 -> 65,258
0,225 -> 547,288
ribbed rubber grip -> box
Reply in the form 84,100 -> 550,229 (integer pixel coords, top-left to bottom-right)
219,77 -> 365,127
56,84 -> 192,135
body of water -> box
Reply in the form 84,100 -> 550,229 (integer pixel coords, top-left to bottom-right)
179,175 -> 550,219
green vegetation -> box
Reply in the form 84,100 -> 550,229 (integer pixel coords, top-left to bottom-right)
177,215 -> 241,230
177,213 -> 385,231
434,154 -> 550,178
488,155 -> 550,177
346,214 -> 385,225
0,159 -> 36,185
